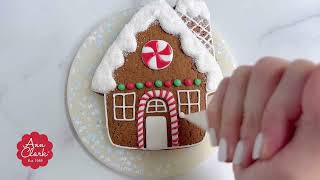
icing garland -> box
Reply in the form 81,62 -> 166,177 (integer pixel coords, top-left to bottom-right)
117,79 -> 202,91
141,40 -> 173,70
137,89 -> 179,148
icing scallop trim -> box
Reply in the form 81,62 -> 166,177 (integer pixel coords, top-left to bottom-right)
91,0 -> 223,94
175,0 -> 211,20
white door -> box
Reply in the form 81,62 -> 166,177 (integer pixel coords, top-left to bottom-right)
145,116 -> 168,150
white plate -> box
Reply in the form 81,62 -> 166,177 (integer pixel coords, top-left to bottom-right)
67,8 -> 235,178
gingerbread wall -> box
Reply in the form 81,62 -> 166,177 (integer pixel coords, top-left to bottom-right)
106,23 -> 208,148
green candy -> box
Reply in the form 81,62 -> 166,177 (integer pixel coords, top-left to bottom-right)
117,84 -> 125,91
173,79 -> 182,87
136,82 -> 144,89
154,80 -> 163,88
194,79 -> 201,86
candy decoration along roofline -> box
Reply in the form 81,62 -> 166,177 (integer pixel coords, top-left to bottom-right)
145,81 -> 153,88
173,79 -> 182,87
117,78 -> 202,90
164,80 -> 172,88
155,80 -> 163,87
183,79 -> 193,86
117,84 -> 126,91
194,79 -> 201,86
126,83 -> 135,90
136,82 -> 144,89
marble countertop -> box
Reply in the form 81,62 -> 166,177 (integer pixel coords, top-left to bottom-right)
1,0 -> 320,179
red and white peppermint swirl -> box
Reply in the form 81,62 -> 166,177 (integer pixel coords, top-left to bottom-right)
141,40 -> 173,70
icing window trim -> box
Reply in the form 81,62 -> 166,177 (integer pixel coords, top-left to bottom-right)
146,99 -> 168,113
177,90 -> 201,115
113,92 -> 136,121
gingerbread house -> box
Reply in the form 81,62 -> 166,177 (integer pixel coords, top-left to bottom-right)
92,0 -> 223,150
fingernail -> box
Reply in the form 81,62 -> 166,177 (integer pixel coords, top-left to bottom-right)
218,138 -> 227,162
233,140 -> 245,165
252,133 -> 264,160
208,128 -> 217,146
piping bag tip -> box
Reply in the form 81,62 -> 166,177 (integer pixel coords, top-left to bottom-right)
180,111 -> 209,130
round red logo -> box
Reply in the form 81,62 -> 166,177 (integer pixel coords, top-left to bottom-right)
16,132 -> 53,169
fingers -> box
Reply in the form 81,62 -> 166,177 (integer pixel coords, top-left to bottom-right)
254,60 -> 315,160
210,57 -> 316,169
302,64 -> 320,123
218,66 -> 252,162
207,77 -> 230,146
236,57 -> 289,167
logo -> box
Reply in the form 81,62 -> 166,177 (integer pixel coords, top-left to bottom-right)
16,132 -> 53,169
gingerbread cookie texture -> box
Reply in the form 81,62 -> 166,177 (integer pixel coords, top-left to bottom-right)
91,0 -> 223,150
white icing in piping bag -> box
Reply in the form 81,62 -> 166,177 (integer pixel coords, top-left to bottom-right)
179,111 -> 209,130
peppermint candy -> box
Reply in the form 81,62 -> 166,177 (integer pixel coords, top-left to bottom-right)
141,40 -> 173,70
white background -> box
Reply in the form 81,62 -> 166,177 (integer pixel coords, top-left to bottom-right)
1,0 -> 320,180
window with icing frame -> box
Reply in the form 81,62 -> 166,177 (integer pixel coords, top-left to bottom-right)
146,99 -> 167,113
113,92 -> 136,121
177,90 -> 201,115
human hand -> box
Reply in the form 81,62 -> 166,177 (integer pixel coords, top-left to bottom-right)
207,57 -> 320,180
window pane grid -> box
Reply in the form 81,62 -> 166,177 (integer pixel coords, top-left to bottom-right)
113,92 -> 136,121
177,90 -> 201,115
146,99 -> 167,113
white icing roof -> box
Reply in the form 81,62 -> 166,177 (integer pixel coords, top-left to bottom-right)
175,0 -> 210,20
91,0 -> 223,94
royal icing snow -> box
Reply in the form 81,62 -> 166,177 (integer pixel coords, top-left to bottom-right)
175,0 -> 210,20
91,0 -> 223,93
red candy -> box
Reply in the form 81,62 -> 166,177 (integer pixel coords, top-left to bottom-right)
145,81 -> 153,88
164,80 -> 172,88
183,79 -> 193,86
126,83 -> 135,90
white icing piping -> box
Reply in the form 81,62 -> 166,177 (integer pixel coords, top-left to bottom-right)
91,0 -> 223,93
177,12 -> 215,55
175,0 -> 210,20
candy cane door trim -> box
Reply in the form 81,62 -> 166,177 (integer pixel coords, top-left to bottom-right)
145,116 -> 168,150
136,90 -> 179,149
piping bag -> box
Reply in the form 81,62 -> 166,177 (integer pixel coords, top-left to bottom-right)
179,111 -> 217,146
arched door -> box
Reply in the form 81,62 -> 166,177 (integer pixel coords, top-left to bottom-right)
145,99 -> 168,150
136,90 -> 179,149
